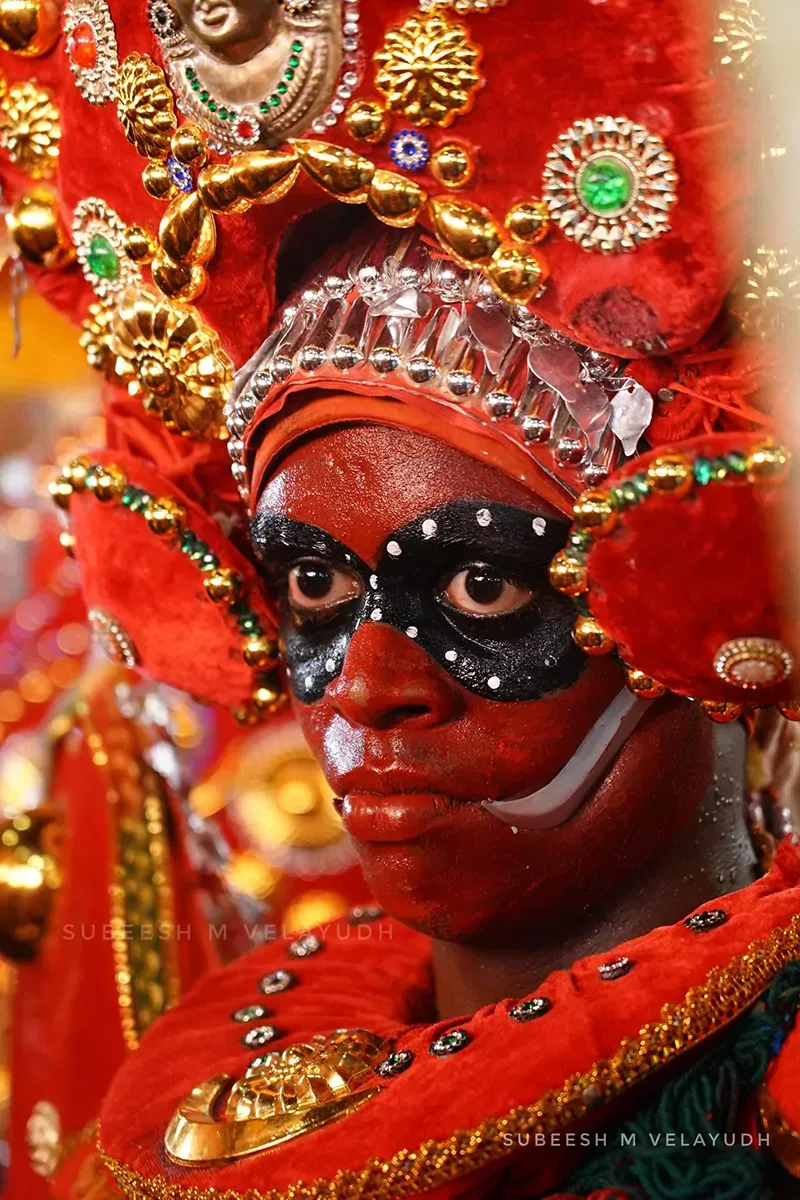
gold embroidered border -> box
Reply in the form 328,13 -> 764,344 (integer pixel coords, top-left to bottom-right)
100,913 -> 800,1199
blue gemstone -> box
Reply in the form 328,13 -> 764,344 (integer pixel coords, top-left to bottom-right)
167,155 -> 194,194
388,130 -> 431,173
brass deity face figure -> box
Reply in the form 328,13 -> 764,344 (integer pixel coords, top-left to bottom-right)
151,0 -> 348,151
171,0 -> 277,65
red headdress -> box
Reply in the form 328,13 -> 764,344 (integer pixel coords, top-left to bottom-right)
0,0 -> 793,721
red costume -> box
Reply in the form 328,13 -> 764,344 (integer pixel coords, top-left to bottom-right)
1,0 -> 799,1196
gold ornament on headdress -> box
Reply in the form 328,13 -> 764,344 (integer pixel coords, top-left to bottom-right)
109,286 -> 233,439
0,80 -> 60,178
374,12 -> 482,127
732,246 -> 800,339
80,301 -> 125,382
0,0 -> 62,57
713,0 -> 767,84
115,53 -> 177,159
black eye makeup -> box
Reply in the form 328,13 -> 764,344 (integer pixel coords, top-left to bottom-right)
250,500 -> 586,704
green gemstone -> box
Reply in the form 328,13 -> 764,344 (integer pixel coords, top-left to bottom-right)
87,234 -> 120,282
288,54 -> 300,67
199,90 -> 209,103
186,67 -> 196,78
726,450 -> 747,476
277,82 -> 287,95
190,80 -> 200,91
284,67 -> 295,80
292,39 -> 303,51
121,487 -> 136,507
259,101 -> 269,113
578,154 -> 635,217
710,457 -> 729,482
609,485 -> 627,510
181,531 -> 197,554
620,481 -> 640,506
219,108 -> 228,119
270,94 -> 280,107
208,101 -> 217,112
199,553 -> 219,572
694,457 -> 713,486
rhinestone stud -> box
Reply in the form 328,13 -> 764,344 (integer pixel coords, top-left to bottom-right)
260,969 -> 296,995
429,1028 -> 471,1056
241,1024 -> 279,1048
232,1004 -> 270,1024
509,997 -> 552,1022
684,909 -> 728,933
348,903 -> 384,924
597,957 -> 634,981
375,1048 -> 414,1078
288,932 -> 323,959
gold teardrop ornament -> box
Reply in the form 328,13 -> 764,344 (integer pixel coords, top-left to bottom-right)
165,1029 -> 387,1163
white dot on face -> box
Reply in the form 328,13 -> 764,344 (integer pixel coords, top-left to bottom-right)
476,508 -> 492,527
325,658 -> 336,673
371,609 -> 383,622
406,626 -> 418,639
532,517 -> 547,536
387,540 -> 402,557
488,676 -> 501,690
422,518 -> 438,539
369,574 -> 378,590
445,650 -> 457,663
305,676 -> 313,689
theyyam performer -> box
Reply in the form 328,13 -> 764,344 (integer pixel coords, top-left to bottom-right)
1,0 -> 800,1196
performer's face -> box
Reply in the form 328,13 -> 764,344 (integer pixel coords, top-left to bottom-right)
253,423 -> 713,943
172,0 -> 274,60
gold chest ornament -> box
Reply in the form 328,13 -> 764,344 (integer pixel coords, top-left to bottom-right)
165,1029 -> 388,1162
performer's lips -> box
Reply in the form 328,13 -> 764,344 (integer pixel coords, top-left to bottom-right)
338,792 -> 454,843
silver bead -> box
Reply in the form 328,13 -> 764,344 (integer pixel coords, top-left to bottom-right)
521,416 -> 550,442
582,460 -> 611,485
446,370 -> 476,397
251,370 -> 271,399
370,346 -> 400,373
484,391 -> 516,419
323,275 -> 349,299
332,343 -> 362,371
227,438 -> 244,463
298,345 -> 326,371
407,356 -> 436,383
232,463 -> 247,484
555,436 -> 585,465
270,355 -> 294,382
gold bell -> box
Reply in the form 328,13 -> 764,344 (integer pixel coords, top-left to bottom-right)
204,567 -> 241,606
572,615 -> 615,656
700,700 -> 744,724
625,669 -> 666,699
86,463 -> 127,503
144,497 -> 186,539
242,636 -> 279,669
646,454 -> 693,498
0,0 -> 61,56
48,477 -> 73,511
548,550 -> 588,597
745,441 -> 791,485
572,490 -> 617,538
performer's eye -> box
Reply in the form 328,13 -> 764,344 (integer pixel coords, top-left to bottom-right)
287,559 -> 362,621
440,564 -> 535,617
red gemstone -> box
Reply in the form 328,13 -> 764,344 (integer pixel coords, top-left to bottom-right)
236,119 -> 256,142
67,21 -> 98,71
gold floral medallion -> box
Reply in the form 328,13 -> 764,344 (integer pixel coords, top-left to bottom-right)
115,53 -> 177,159
165,1029 -> 387,1163
374,12 -> 483,127
713,0 -> 767,83
109,285 -> 234,439
0,80 -> 60,178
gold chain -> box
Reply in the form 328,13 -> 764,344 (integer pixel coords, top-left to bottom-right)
100,913 -> 800,1199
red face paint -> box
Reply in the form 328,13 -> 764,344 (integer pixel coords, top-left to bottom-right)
255,422 -> 713,943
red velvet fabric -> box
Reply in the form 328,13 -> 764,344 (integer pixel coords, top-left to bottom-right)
69,451 -> 277,707
98,842 -> 800,1200
585,432 -> 798,703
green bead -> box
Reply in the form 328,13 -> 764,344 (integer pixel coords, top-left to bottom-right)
270,95 -> 280,107
726,451 -> 747,476
186,67 -> 196,78
121,487 -> 136,507
284,67 -> 295,80
199,554 -> 219,572
609,485 -> 627,510
87,234 -> 120,282
199,90 -> 209,103
632,472 -> 651,498
259,102 -> 269,113
191,80 -> 200,91
620,481 -> 640,506
181,531 -> 196,554
292,39 -> 303,51
693,457 -> 713,486
578,154 -> 635,217
569,531 -> 591,552
277,82 -> 287,95
208,101 -> 217,112
219,108 -> 228,119
710,457 -> 729,482
288,54 -> 300,67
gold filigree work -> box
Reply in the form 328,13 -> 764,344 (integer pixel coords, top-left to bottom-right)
732,246 -> 800,339
713,0 -> 767,84
0,80 -> 60,178
109,286 -> 233,439
374,13 -> 482,128
101,914 -> 800,1199
116,54 -> 177,159
166,1030 -> 387,1163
